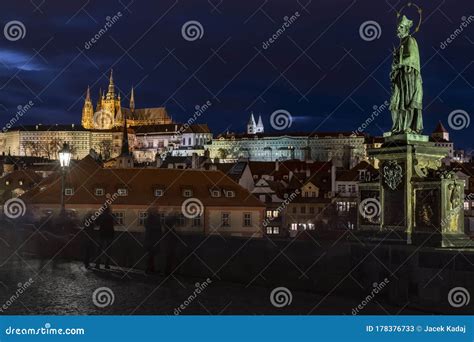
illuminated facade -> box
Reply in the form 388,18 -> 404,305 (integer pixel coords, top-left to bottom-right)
81,70 -> 172,130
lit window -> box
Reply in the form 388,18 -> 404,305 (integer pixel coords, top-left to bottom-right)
5,181 -> 10,185
178,214 -> 186,226
95,188 -> 104,196
266,210 -> 273,218
18,180 -> 23,186
266,226 -> 273,234
65,188 -> 74,196
154,189 -> 163,197
117,188 -> 128,196
273,210 -> 279,218
113,212 -> 124,225
138,212 -> 148,226
192,216 -> 201,227
221,212 -> 230,227
243,212 -> 252,227
225,190 -> 235,198
273,227 -> 279,234
183,189 -> 193,197
290,223 -> 298,231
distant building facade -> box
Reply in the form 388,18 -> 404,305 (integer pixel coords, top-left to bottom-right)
208,131 -> 366,168
22,156 -> 265,237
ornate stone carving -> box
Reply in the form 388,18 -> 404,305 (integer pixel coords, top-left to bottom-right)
413,157 -> 442,177
383,161 -> 403,190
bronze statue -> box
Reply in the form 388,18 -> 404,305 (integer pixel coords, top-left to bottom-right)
389,15 -> 423,134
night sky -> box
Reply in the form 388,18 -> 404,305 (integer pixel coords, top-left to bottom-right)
0,0 -> 473,150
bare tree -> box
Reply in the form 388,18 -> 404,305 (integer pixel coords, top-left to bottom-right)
97,139 -> 113,160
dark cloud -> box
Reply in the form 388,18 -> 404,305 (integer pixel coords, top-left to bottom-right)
0,0 -> 472,149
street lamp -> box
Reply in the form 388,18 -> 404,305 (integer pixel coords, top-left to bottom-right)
59,143 -> 71,216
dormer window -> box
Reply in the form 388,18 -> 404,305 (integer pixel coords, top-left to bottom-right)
95,188 -> 104,196
117,188 -> 128,196
65,187 -> 74,196
211,189 -> 221,198
182,189 -> 193,197
154,189 -> 164,197
225,190 -> 235,198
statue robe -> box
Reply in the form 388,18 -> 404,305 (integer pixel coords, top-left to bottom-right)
390,36 -> 423,134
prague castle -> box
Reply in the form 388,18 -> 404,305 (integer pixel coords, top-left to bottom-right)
81,70 -> 172,130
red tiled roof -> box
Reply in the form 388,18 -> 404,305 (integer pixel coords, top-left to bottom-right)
433,121 -> 448,133
22,157 -> 264,208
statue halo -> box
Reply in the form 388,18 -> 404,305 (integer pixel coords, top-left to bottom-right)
397,2 -> 422,34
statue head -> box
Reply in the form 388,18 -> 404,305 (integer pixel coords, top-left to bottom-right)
397,15 -> 413,39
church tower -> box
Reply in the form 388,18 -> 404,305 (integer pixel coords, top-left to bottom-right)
96,88 -> 103,112
256,114 -> 264,133
81,86 -> 94,129
115,113 -> 134,168
247,112 -> 257,134
130,87 -> 135,112
102,70 -> 121,123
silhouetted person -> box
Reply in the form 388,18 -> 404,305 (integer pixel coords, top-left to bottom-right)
163,213 -> 179,276
81,211 -> 96,269
144,207 -> 162,274
95,206 -> 115,269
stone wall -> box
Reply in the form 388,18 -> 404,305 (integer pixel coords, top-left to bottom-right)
1,222 -> 472,314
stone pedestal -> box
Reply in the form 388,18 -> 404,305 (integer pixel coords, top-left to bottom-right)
358,133 -> 470,247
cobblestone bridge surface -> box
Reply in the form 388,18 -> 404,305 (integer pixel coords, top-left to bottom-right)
0,256 -> 421,315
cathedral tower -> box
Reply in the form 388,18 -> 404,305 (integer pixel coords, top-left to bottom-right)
256,115 -> 264,133
102,69 -> 121,118
81,86 -> 94,129
247,112 -> 256,134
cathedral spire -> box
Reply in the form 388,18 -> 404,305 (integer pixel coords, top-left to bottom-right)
106,69 -> 115,99
82,86 -> 94,129
130,87 -> 135,112
85,86 -> 91,102
96,87 -> 102,111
